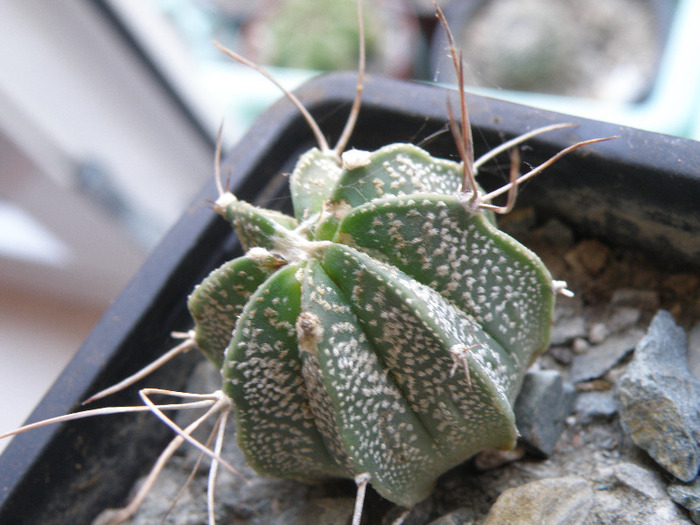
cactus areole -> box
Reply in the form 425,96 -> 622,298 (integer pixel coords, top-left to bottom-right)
187,141 -> 557,507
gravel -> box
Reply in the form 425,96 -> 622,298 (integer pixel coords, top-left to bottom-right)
97,207 -> 700,524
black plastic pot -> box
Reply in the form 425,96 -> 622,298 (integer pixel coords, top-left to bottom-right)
0,72 -> 698,524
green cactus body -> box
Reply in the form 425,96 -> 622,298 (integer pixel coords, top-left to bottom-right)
189,142 -> 556,506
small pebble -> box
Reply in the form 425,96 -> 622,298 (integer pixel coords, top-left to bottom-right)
551,316 -> 587,346
588,323 -> 609,344
549,346 -> 573,365
514,370 -> 576,456
668,477 -> 700,524
613,462 -> 666,500
608,306 -> 641,332
569,328 -> 644,383
482,477 -> 593,525
572,337 -> 589,354
575,390 -> 617,424
272,497 -> 355,525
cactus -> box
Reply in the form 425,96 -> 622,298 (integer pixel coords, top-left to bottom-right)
254,0 -> 380,72
0,4 -> 612,525
205,140 -> 558,509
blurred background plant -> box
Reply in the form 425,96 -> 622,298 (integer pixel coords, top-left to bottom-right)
250,0 -> 382,71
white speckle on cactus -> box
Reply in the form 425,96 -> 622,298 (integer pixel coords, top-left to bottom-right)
247,246 -> 272,260
325,199 -> 353,221
342,148 -> 372,170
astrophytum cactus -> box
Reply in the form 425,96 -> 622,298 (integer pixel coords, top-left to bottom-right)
191,136 -> 558,508
1,5 -> 612,524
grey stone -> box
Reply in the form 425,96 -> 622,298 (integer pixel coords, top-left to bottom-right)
572,337 -> 589,354
611,289 -> 660,310
575,390 -> 618,424
613,462 -> 667,500
689,322 -> 700,381
617,310 -> 700,482
569,328 -> 645,383
592,463 -> 693,524
514,370 -> 576,456
427,507 -> 480,525
608,306 -> 641,333
233,476 -> 311,521
482,476 -> 593,525
549,345 -> 573,365
550,316 -> 587,346
589,322 -> 610,344
271,497 -> 355,525
93,471 -> 210,525
669,477 -> 700,524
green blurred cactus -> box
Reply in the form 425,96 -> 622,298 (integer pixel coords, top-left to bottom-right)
255,0 -> 379,71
